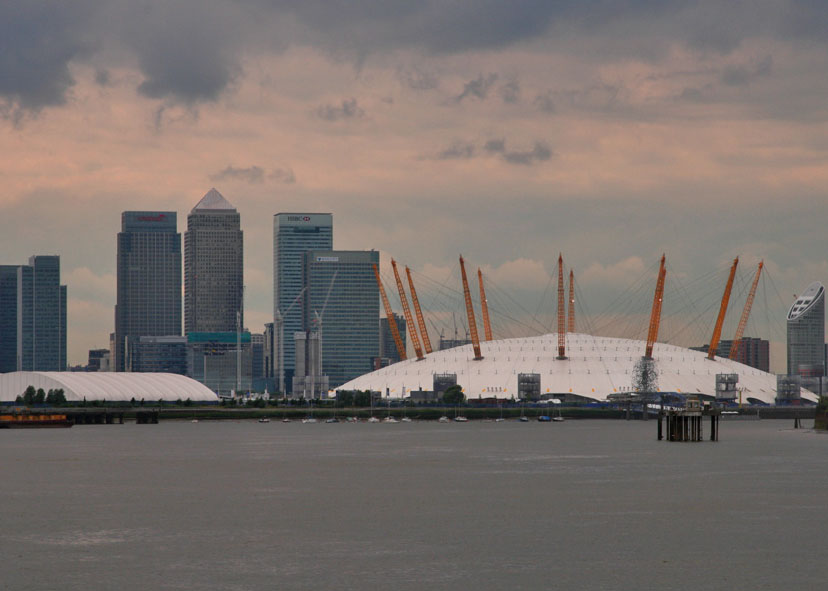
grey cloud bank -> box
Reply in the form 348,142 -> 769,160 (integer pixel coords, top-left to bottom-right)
4,1 -> 828,112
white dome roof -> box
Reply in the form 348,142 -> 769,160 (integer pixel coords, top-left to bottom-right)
339,333 -> 809,405
0,372 -> 220,403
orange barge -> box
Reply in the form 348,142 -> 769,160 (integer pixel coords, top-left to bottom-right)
0,412 -> 73,428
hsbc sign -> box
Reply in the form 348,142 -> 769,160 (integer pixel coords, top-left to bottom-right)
286,215 -> 312,222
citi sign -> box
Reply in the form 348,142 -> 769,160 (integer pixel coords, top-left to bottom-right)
137,214 -> 166,222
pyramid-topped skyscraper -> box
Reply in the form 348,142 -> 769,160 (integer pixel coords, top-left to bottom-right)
185,188 -> 243,334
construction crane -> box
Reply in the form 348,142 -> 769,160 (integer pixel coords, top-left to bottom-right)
275,286 -> 307,395
478,268 -> 493,342
707,257 -> 739,360
308,270 -> 338,399
373,263 -> 407,361
391,260 -> 424,360
556,254 -> 567,359
405,266 -> 432,354
729,260 -> 763,361
645,254 -> 667,359
459,256 -> 483,360
567,269 -> 575,334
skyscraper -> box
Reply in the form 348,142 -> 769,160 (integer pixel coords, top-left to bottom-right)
0,256 -> 66,372
787,281 -> 825,375
184,188 -> 243,334
0,265 -> 23,372
115,211 -> 181,372
301,250 -> 379,389
273,213 -> 332,390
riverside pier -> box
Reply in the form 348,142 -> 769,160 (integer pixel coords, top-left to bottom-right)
657,400 -> 720,442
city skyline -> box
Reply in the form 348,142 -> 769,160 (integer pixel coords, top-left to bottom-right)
1,3 -> 826,370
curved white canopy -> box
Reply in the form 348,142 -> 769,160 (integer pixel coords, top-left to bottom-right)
0,372 -> 219,403
339,333 -> 811,405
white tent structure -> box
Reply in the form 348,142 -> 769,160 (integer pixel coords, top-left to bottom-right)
0,372 -> 219,403
339,334 -> 812,405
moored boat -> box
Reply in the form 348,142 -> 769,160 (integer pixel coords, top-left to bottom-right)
0,412 -> 73,428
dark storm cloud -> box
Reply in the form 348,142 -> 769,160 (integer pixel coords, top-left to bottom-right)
125,2 -> 243,104
502,142 -> 552,165
0,2 -> 97,112
210,165 -> 265,184
315,98 -> 365,121
433,138 -> 550,165
3,0 -> 828,113
436,142 -> 476,160
456,74 -> 498,102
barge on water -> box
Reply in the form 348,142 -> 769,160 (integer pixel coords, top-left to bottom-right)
0,411 -> 73,428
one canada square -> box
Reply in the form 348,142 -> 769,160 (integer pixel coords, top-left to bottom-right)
185,189 -> 243,333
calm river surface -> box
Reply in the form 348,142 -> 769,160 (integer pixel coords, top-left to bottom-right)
1,418 -> 826,590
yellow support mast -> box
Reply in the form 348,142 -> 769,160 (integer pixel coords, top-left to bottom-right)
391,260 -> 424,361
373,264 -> 406,361
568,269 -> 575,334
405,266 -> 433,354
478,268 -> 493,342
459,256 -> 483,360
645,255 -> 667,359
556,254 -> 567,359
729,260 -> 763,361
707,257 -> 739,360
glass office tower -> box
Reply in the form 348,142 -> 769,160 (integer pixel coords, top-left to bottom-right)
115,212 -> 181,372
0,257 -> 66,372
273,213 -> 332,390
184,189 -> 243,334
301,250 -> 379,389
787,281 -> 825,375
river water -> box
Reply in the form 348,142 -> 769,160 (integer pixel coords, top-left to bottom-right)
1,418 -> 826,590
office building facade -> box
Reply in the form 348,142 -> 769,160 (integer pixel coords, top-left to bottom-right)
273,213 -> 332,388
690,338 -> 770,373
0,256 -> 66,372
301,250 -> 379,389
787,282 -> 825,375
379,313 -> 406,365
115,212 -> 181,372
184,189 -> 243,334
187,331 -> 252,395
128,336 -> 188,374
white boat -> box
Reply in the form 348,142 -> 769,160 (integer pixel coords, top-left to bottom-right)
551,399 -> 564,421
454,416 -> 469,422
282,418 -> 291,423
401,417 -> 413,423
191,419 -> 199,423
302,417 -> 318,424
383,416 -> 399,423
325,417 -> 339,423
438,416 -> 450,423
258,417 -> 271,423
367,416 -> 381,423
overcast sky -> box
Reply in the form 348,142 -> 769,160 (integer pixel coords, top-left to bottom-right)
2,1 -> 826,369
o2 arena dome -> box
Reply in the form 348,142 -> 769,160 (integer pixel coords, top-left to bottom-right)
339,333 -> 810,405
0,372 -> 219,403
